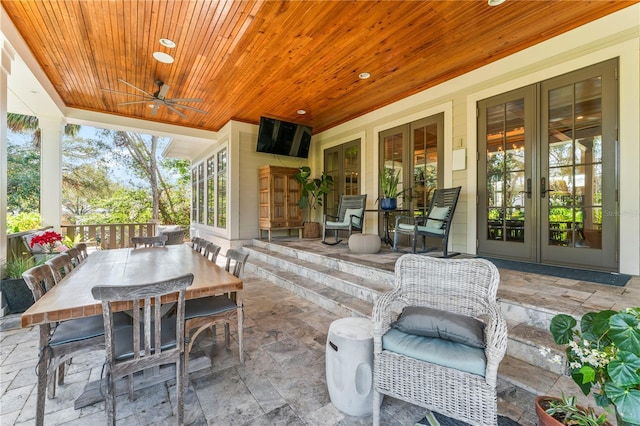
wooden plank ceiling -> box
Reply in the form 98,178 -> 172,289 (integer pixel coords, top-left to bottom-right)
2,1 -> 635,134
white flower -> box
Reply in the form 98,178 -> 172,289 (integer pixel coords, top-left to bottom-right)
539,346 -> 551,356
551,355 -> 563,365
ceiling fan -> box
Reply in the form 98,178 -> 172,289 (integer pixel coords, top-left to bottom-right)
102,79 -> 207,118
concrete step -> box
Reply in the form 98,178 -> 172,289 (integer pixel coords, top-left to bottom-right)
245,256 -> 373,318
245,241 -> 570,374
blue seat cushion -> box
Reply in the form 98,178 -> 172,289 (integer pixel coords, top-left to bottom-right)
114,317 -> 178,361
382,328 -> 486,377
185,295 -> 237,320
49,312 -> 130,347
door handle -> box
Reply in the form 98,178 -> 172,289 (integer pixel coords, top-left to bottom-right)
540,177 -> 554,198
519,178 -> 532,199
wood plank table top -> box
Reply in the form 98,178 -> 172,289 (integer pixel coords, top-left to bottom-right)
21,244 -> 243,327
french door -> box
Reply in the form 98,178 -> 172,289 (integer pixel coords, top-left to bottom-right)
324,139 -> 361,217
477,59 -> 618,271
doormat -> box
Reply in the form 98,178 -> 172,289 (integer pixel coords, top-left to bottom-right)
416,411 -> 521,426
481,257 -> 631,287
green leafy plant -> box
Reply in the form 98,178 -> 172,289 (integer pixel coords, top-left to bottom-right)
542,393 -> 609,426
549,308 -> 640,425
378,168 -> 410,200
294,166 -> 334,222
2,253 -> 43,279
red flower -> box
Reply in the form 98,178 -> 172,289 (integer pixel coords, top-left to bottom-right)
30,231 -> 63,248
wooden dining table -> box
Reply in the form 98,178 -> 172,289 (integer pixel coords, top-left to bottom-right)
21,244 -> 243,426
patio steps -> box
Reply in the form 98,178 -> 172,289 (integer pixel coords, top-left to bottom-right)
242,239 -> 573,409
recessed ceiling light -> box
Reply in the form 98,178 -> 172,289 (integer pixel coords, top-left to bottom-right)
297,109 -> 306,115
153,52 -> 174,64
488,0 -> 506,5
159,38 -> 176,48
359,72 -> 371,79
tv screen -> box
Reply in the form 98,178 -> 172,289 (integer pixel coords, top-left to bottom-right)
256,116 -> 312,159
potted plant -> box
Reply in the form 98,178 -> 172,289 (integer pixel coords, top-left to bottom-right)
535,393 -> 610,426
543,308 -> 640,426
378,168 -> 409,210
294,166 -> 334,238
1,253 -> 40,313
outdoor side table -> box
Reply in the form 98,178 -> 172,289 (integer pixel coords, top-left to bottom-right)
325,317 -> 374,417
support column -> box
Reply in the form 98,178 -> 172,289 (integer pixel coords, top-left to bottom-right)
1,40 -> 16,268
38,116 -> 65,231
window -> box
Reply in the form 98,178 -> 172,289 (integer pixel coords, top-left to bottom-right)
216,149 -> 227,228
378,114 -> 443,236
206,156 -> 216,226
197,163 -> 205,224
197,147 -> 228,229
324,139 -> 361,218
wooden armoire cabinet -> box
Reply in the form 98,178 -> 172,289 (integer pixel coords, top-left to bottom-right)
258,166 -> 303,241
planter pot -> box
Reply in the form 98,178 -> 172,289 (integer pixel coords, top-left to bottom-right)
535,396 -> 612,426
303,222 -> 321,239
0,278 -> 35,313
380,197 -> 397,211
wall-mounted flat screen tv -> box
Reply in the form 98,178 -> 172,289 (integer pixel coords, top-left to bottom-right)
256,116 -> 312,159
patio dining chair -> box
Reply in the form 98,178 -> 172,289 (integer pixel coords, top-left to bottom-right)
66,247 -> 82,267
22,264 -> 129,407
322,194 -> 367,245
92,273 -> 193,426
183,249 -> 248,385
46,253 -> 73,284
130,234 -> 168,248
393,186 -> 461,257
203,242 -> 221,263
74,243 -> 88,261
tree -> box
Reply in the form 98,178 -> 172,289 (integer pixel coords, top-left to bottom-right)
7,142 -> 40,213
105,130 -> 189,225
7,112 -> 80,149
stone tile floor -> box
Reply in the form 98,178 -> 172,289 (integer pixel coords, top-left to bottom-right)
1,272 -> 439,425
1,241 -> 639,425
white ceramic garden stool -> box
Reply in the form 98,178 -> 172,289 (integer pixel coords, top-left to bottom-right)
348,233 -> 381,254
325,317 -> 374,417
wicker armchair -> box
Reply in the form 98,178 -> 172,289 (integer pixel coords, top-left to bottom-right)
372,254 -> 507,426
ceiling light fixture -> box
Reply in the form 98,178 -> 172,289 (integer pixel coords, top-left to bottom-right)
359,72 -> 371,79
159,38 -> 176,48
153,52 -> 174,64
488,0 -> 506,6
297,109 -> 306,115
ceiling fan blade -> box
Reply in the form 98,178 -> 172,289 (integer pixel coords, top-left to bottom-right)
163,102 -> 188,119
118,100 -> 153,106
101,88 -> 152,99
166,98 -> 204,103
118,78 -> 154,97
150,102 -> 161,116
157,83 -> 170,100
170,103 -> 208,114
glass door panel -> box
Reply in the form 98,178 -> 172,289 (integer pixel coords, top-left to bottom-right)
478,87 -> 535,261
411,114 -> 442,216
541,59 -> 617,270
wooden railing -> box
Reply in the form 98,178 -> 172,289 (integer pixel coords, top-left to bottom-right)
6,227 -> 53,261
6,223 -> 158,261
61,223 -> 158,250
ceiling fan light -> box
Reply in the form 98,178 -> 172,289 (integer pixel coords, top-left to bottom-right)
488,0 -> 506,5
153,52 -> 174,64
159,38 -> 176,48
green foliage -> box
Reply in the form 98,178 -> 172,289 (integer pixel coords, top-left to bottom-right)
544,393 -> 609,426
2,253 -> 44,279
6,212 -> 41,233
294,166 -> 334,222
549,309 -> 640,424
7,144 -> 40,213
378,168 -> 410,200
